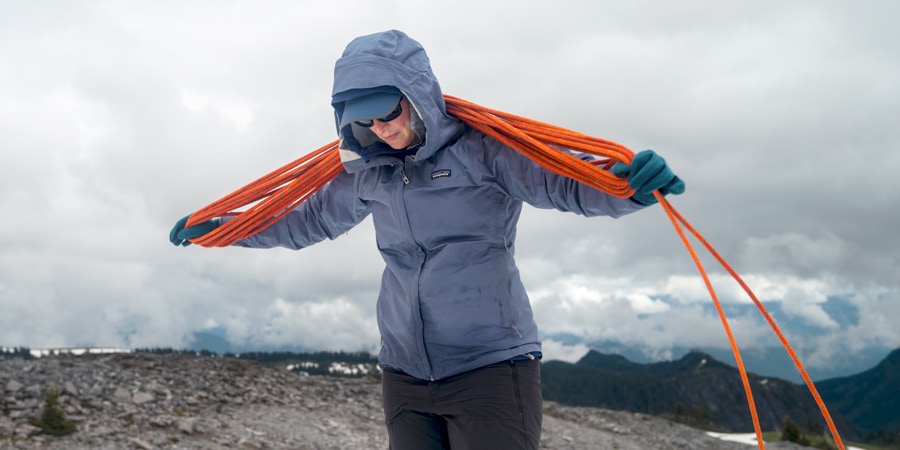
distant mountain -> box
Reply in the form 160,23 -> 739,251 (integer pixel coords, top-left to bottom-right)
817,348 -> 900,433
581,339 -> 894,383
566,295 -> 894,383
699,345 -> 894,383
541,350 -> 864,440
187,330 -> 314,355
188,331 -> 234,354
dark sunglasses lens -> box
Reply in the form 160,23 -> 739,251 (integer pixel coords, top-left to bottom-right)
355,119 -> 374,128
381,103 -> 402,122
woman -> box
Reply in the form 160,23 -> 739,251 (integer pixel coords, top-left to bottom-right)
171,29 -> 684,449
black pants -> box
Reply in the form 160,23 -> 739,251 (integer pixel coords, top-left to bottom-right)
381,359 -> 542,450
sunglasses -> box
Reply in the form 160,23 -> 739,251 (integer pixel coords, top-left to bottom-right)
354,100 -> 403,128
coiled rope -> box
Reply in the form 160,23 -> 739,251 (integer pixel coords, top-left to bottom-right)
184,95 -> 845,450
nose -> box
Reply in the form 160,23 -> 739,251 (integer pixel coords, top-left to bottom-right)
370,121 -> 391,135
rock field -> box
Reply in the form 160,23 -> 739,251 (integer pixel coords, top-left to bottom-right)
1,353 -> 808,449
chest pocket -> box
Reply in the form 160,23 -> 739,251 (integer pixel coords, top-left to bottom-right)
403,158 -> 509,247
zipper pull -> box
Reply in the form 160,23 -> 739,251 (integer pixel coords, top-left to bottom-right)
400,164 -> 410,185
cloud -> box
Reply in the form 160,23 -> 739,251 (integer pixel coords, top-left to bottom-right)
737,232 -> 847,277
0,1 -> 897,376
541,340 -> 591,364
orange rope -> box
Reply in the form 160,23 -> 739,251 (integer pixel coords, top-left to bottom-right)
187,141 -> 342,247
659,196 -> 845,449
184,95 -> 845,450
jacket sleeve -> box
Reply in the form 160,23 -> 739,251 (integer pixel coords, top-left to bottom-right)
233,171 -> 371,250
479,134 -> 646,218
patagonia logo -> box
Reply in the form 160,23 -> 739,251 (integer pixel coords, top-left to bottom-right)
431,169 -> 451,180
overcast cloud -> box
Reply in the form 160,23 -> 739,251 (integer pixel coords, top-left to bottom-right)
1,1 -> 898,374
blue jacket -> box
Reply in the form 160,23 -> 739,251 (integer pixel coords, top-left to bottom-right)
236,30 -> 645,380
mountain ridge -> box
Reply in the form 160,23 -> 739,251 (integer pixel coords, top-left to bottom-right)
541,348 -> 900,445
817,348 -> 900,432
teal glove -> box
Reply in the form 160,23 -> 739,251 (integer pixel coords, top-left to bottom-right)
610,150 -> 685,205
169,215 -> 220,247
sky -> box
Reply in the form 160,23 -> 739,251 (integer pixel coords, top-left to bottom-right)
1,1 -> 898,378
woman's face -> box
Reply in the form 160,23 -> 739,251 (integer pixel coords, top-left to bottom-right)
368,98 -> 420,150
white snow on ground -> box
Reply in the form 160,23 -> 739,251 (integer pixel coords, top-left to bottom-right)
706,432 -> 864,449
706,432 -> 759,446
30,347 -> 133,357
1,346 -> 135,358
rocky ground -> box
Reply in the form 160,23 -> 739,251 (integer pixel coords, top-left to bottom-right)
1,353 -> 809,449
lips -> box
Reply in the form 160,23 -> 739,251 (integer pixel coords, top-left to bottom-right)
378,130 -> 401,143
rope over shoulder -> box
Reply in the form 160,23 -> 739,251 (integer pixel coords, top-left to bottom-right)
182,95 -> 846,450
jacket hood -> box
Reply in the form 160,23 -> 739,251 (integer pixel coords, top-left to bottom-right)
331,30 -> 465,173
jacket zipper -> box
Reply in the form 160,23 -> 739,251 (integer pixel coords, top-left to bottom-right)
398,160 -> 431,379
400,163 -> 410,185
